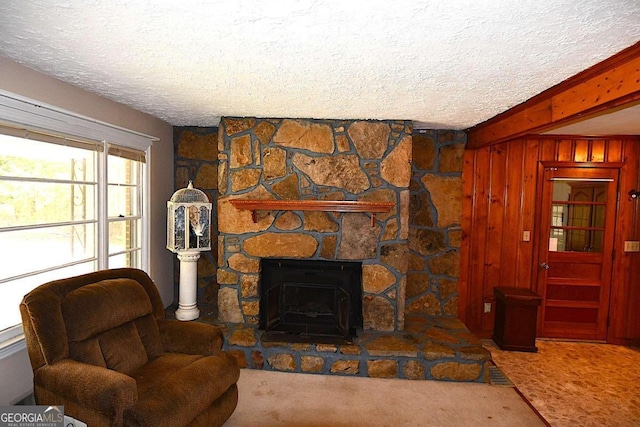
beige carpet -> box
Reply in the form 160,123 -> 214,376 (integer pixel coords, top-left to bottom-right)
224,369 -> 546,426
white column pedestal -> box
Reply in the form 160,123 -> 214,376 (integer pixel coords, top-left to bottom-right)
175,250 -> 201,321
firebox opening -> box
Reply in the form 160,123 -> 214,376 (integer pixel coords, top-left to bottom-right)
259,258 -> 363,344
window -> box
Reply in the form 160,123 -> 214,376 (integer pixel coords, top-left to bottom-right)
0,91 -> 155,336
108,146 -> 144,269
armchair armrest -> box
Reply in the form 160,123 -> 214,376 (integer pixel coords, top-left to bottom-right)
34,359 -> 137,415
158,319 -> 224,355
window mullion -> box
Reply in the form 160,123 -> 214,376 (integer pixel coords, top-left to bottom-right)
141,146 -> 150,271
0,257 -> 99,285
98,141 -> 109,269
1,219 -> 98,233
0,175 -> 96,186
108,215 -> 142,221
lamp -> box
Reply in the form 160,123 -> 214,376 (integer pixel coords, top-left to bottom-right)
167,181 -> 212,320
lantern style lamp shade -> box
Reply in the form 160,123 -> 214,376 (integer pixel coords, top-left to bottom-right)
167,181 -> 212,253
167,181 -> 212,321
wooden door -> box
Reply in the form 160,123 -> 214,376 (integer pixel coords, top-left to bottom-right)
536,166 -> 619,340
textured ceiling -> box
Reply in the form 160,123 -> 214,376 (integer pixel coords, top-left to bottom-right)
0,1 -> 638,129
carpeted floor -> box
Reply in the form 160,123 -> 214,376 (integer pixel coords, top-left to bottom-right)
224,368 -> 546,426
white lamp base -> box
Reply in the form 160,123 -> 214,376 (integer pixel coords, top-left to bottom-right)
175,250 -> 201,321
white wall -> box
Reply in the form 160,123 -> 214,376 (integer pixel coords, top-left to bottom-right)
0,56 -> 175,404
0,346 -> 33,405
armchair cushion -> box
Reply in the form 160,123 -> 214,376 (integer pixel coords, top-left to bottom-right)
34,359 -> 137,425
62,278 -> 153,341
159,319 -> 224,356
125,352 -> 239,427
61,278 -> 159,374
99,322 -> 148,374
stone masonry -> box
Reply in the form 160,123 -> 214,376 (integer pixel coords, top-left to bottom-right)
172,122 -> 488,383
406,130 -> 466,317
173,127 -> 220,317
216,118 -> 412,332
173,125 -> 468,324
165,307 -> 490,383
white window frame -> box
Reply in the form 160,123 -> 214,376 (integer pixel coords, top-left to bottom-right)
105,144 -> 149,270
0,90 -> 157,352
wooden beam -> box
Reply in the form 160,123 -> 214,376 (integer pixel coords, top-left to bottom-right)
466,42 -> 640,149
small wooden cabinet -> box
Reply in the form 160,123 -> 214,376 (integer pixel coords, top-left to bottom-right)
492,287 -> 542,352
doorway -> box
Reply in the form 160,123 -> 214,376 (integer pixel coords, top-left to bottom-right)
536,165 -> 619,341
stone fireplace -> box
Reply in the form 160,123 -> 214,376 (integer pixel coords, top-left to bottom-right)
216,117 -> 412,332
175,125 -> 487,383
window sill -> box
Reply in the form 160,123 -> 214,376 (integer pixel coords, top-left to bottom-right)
0,334 -> 26,360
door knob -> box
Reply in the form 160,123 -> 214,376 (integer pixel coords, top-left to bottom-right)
540,262 -> 550,270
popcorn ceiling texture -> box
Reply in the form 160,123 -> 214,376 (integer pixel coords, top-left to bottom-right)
0,1 -> 638,128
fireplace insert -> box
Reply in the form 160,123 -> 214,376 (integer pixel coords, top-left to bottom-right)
259,258 -> 363,343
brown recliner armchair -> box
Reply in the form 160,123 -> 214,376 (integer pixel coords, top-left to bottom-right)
20,268 -> 239,427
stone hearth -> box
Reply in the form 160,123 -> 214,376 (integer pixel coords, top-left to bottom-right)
165,306 -> 489,382
220,314 -> 490,382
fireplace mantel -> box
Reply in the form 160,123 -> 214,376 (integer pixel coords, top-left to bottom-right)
229,199 -> 394,225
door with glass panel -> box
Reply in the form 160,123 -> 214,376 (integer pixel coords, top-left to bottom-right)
536,166 -> 618,341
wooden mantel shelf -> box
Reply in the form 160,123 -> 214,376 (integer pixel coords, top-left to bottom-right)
229,199 -> 395,226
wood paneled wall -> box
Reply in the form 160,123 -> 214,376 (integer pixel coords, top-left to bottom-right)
459,135 -> 640,344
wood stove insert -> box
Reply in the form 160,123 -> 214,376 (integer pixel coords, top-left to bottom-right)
259,258 -> 363,344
